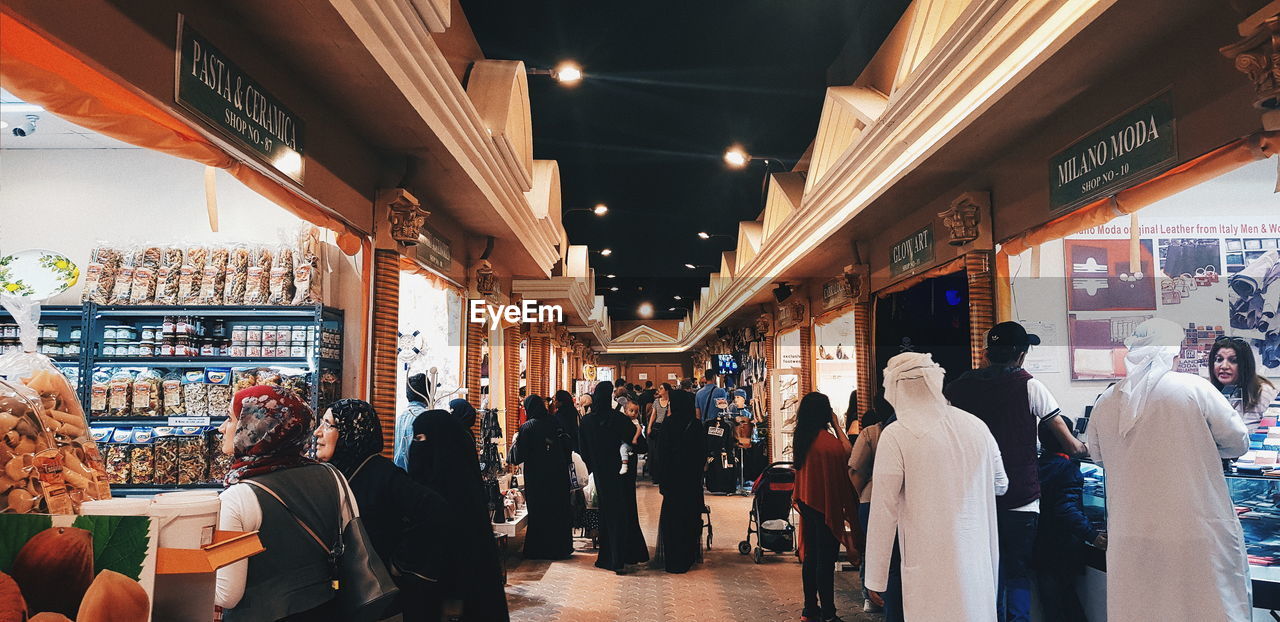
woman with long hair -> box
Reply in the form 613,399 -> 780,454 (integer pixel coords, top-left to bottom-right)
553,389 -> 580,448
1209,336 -> 1278,433
511,395 -> 575,560
792,392 -> 859,622
313,399 -> 451,621
578,381 -> 649,573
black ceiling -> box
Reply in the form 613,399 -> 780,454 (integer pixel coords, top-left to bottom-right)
461,1 -> 906,320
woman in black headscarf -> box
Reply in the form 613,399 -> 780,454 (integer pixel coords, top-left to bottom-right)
654,389 -> 707,574
552,390 -> 580,449
578,381 -> 649,573
510,395 -> 574,560
314,399 -> 452,621
449,398 -> 479,434
408,407 -> 509,621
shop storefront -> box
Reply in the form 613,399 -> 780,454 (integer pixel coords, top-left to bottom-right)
811,276 -> 859,429
391,260 -> 464,465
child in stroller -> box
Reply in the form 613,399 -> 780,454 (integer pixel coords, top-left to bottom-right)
739,462 -> 797,563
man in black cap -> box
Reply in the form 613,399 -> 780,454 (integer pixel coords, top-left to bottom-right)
944,321 -> 1084,622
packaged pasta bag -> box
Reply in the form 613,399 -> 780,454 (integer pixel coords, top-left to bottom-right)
177,427 -> 209,484
107,368 -> 134,417
131,368 -> 163,417
103,428 -> 131,485
108,246 -> 137,305
162,370 -> 184,416
178,245 -> 208,304
292,226 -> 324,305
81,245 -> 122,304
129,245 -> 164,304
198,246 -> 229,305
223,244 -> 251,305
89,368 -> 110,417
268,244 -> 296,305
244,245 -> 274,305
182,370 -> 208,417
154,247 -> 184,305
152,426 -> 179,486
129,427 -> 155,485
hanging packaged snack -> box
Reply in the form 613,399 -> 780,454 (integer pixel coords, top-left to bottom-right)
206,428 -> 231,482
182,370 -> 208,417
107,368 -> 134,417
178,245 -> 208,305
255,368 -> 283,387
154,247 -> 184,305
177,427 -> 208,484
198,246 -> 229,305
281,372 -> 312,404
268,245 -> 296,305
108,248 -> 137,305
206,367 -> 232,417
232,368 -> 259,393
223,245 -> 251,305
244,246 -> 274,305
131,369 -> 163,417
162,371 -> 184,416
128,427 -> 154,485
90,369 -> 110,417
152,427 -> 178,486
0,380 -> 55,513
129,246 -> 164,305
81,246 -> 122,305
292,226 -> 323,305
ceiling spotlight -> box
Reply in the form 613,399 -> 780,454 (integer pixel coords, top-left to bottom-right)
773,282 -> 793,303
599,248 -> 612,257
638,302 -> 654,318
606,274 -> 616,279
610,286 -> 619,292
697,232 -> 710,240
673,295 -> 682,300
553,62 -> 583,84
11,114 -> 38,137
668,307 -> 680,312
723,145 -> 749,169
593,203 -> 608,215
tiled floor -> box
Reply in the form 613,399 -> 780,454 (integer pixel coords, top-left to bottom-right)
505,482 -> 880,622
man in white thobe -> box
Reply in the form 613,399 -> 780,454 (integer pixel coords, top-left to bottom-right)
865,352 -> 1009,621
1087,318 -> 1251,621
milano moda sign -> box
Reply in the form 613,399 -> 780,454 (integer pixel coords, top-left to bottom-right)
175,16 -> 305,184
1049,91 -> 1176,214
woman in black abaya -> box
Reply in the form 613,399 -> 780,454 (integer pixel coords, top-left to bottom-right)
655,389 -> 707,573
578,381 -> 649,573
510,395 -> 574,560
408,406 -> 509,621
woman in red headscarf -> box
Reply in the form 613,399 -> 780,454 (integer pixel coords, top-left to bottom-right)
215,385 -> 352,622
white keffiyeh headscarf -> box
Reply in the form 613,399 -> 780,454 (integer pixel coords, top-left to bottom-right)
1116,318 -> 1184,437
883,352 -> 948,438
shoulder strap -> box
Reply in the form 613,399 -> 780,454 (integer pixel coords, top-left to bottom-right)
242,477 -> 334,554
349,454 -> 377,481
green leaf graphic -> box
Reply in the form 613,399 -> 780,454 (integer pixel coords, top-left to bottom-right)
0,514 -> 53,572
72,515 -> 150,581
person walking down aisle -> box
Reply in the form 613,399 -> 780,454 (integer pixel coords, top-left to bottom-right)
944,321 -> 1084,622
1033,417 -> 1106,622
653,389 -> 707,574
314,399 -> 452,622
865,353 -> 1008,622
554,390 -> 581,449
579,381 -> 650,573
216,386 -> 343,622
696,368 -> 728,423
646,383 -> 672,482
793,392 -> 860,622
510,395 -> 575,560
407,376 -> 509,621
847,393 -> 896,616
1210,336 -> 1279,433
1087,319 -> 1251,622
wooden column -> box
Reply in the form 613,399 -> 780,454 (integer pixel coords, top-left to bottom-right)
528,333 -> 550,398
369,249 -> 401,457
799,325 -> 814,396
463,319 -> 485,438
966,251 -> 996,369
853,300 -> 874,421
504,321 -> 522,445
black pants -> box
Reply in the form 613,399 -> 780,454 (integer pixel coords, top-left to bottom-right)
996,510 -> 1038,622
1037,565 -> 1088,622
798,502 -> 839,619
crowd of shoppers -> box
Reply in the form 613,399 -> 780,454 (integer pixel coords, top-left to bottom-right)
212,315 -> 1262,622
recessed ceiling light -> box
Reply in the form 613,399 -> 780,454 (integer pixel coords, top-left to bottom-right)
610,286 -> 619,291
638,302 -> 654,318
600,248 -> 612,257
673,295 -> 682,300
606,274 -> 616,279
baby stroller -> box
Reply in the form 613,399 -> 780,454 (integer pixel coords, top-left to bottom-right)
738,461 -> 796,563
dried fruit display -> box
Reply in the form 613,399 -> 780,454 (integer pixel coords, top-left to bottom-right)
153,430 -> 178,485
244,246 -> 273,305
177,432 -> 207,484
161,371 -> 183,416
223,245 -> 250,305
130,369 -> 161,417
103,442 -> 129,484
292,226 -> 323,305
268,246 -> 296,305
197,247 -> 228,305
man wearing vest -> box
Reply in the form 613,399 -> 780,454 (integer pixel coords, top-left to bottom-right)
944,321 -> 1084,622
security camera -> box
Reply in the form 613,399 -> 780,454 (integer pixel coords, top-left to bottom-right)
11,114 -> 38,137
773,282 -> 793,303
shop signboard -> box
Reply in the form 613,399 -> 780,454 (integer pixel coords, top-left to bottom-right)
820,276 -> 852,311
175,16 -> 305,184
1049,91 -> 1176,214
890,225 -> 934,277
415,226 -> 452,273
